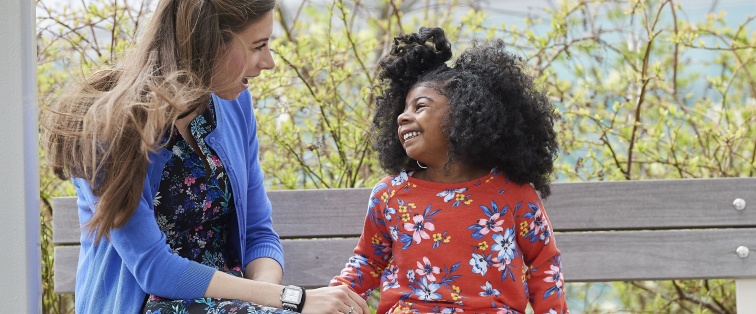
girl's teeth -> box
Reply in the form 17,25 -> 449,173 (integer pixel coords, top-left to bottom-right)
403,131 -> 420,141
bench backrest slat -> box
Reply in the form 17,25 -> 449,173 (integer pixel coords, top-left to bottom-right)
52,177 -> 756,293
548,177 -> 756,231
559,228 -> 756,282
53,178 -> 756,242
51,197 -> 80,245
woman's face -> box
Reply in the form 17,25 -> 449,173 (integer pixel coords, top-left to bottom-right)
211,11 -> 275,100
397,84 -> 451,168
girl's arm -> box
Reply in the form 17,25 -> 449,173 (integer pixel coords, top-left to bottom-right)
513,185 -> 569,314
330,180 -> 394,297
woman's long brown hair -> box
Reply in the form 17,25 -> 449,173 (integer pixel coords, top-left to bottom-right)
42,0 -> 277,243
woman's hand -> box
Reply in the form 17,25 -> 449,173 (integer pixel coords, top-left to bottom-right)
302,285 -> 370,314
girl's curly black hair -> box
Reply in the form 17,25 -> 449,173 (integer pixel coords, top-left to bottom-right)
371,27 -> 559,198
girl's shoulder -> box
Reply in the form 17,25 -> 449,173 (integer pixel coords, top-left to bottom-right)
488,169 -> 541,201
370,171 -> 410,195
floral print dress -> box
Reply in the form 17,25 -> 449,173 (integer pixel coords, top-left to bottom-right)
330,169 -> 569,314
142,100 -> 289,314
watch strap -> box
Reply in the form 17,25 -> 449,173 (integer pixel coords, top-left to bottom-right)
282,302 -> 298,312
297,287 -> 306,313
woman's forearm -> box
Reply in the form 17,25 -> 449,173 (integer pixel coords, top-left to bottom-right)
206,270 -> 372,314
205,270 -> 284,308
203,258 -> 283,307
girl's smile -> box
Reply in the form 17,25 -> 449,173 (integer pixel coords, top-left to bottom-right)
397,85 -> 450,168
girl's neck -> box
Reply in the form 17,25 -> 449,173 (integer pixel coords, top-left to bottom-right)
413,162 -> 490,184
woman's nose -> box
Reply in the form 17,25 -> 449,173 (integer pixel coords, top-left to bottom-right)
259,49 -> 275,70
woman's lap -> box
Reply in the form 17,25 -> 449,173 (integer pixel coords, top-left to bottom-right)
143,297 -> 296,314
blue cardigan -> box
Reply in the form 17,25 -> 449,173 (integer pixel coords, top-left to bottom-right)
72,90 -> 284,314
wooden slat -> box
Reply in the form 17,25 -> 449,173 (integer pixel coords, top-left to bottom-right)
51,197 -> 79,245
271,178 -> 756,237
53,246 -> 78,294
52,189 -> 373,242
54,228 -> 756,292
281,238 -> 358,288
546,177 -> 756,231
280,228 -> 756,286
559,228 -> 756,282
54,178 -> 756,242
269,189 -> 370,238
51,240 -> 359,292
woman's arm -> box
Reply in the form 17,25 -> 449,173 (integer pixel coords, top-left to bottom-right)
245,257 -> 283,284
239,91 -> 285,270
206,270 -> 370,314
73,178 -> 217,299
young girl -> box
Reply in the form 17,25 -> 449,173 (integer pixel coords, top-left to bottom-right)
42,0 -> 368,313
330,27 -> 568,314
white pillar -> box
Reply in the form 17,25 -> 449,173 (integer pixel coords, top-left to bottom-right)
0,0 -> 41,313
737,278 -> 756,314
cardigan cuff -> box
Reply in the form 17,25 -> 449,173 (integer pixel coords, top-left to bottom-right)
245,243 -> 285,271
171,262 -> 217,299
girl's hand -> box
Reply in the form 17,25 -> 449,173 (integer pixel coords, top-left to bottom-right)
301,285 -> 369,314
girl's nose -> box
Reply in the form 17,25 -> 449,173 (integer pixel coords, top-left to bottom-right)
397,110 -> 412,125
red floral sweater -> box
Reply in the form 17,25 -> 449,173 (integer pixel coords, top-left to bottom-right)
331,169 -> 568,314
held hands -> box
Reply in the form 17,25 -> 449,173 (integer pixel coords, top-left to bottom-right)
301,285 -> 369,314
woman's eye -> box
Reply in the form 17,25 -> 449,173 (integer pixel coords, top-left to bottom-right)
253,43 -> 267,51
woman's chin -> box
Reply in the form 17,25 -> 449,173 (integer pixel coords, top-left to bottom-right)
213,78 -> 250,100
214,91 -> 242,101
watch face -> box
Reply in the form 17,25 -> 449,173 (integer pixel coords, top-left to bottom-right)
283,288 -> 302,303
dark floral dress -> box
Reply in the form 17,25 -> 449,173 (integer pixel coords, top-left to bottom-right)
142,100 -> 289,314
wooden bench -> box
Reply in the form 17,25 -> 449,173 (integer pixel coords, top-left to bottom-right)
53,178 -> 756,311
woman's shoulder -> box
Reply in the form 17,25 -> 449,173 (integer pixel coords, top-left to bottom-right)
211,90 -> 259,138
213,89 -> 254,117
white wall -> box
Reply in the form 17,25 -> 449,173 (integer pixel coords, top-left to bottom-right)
0,0 -> 41,312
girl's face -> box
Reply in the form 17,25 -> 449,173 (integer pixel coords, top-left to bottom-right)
211,11 -> 275,100
397,84 -> 451,167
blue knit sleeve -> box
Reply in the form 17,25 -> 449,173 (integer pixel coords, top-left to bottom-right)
72,175 -> 217,301
238,90 -> 285,270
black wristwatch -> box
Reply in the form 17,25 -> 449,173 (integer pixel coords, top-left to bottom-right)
280,285 -> 306,312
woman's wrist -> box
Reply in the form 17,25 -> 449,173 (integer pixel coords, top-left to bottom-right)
280,285 -> 306,312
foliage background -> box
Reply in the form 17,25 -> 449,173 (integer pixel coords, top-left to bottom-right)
37,0 -> 755,313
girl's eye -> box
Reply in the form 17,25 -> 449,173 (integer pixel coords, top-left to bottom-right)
415,104 -> 427,111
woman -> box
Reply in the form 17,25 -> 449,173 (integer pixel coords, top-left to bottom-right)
42,0 -> 368,313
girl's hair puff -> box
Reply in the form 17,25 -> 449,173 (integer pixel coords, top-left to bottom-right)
371,27 -> 453,174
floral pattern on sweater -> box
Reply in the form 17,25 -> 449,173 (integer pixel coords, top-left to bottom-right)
331,169 -> 568,314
